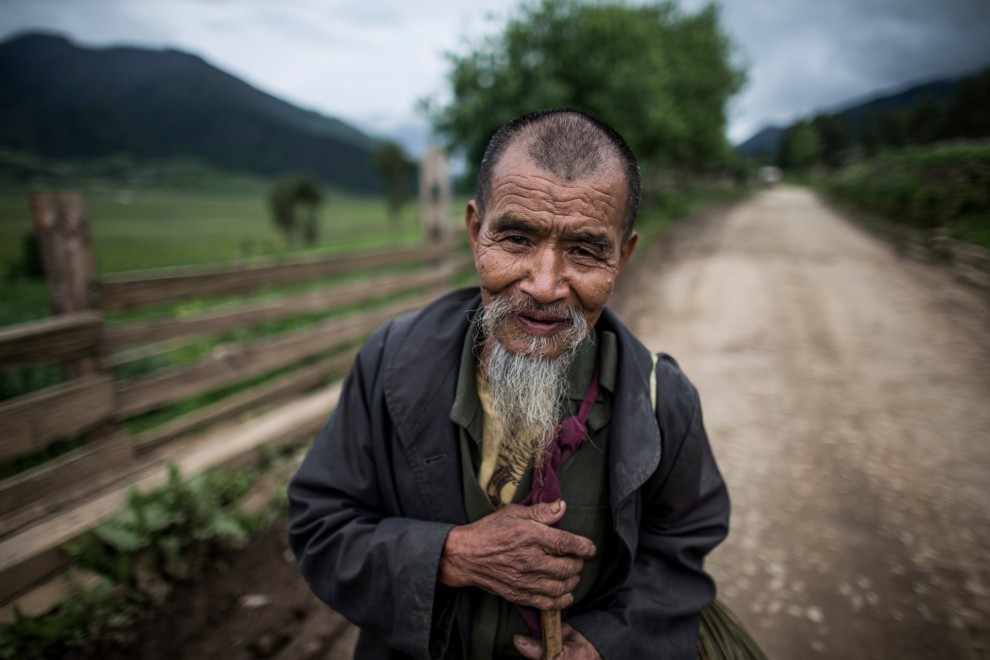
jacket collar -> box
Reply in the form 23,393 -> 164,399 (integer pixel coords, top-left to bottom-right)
383,288 -> 660,521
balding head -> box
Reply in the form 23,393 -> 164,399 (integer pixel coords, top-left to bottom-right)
475,109 -> 641,241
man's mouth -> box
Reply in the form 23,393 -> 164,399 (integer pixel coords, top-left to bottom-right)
514,312 -> 566,336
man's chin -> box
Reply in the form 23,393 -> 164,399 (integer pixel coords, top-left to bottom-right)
494,332 -> 570,361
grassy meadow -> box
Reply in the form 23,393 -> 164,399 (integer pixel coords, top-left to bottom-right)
0,159 -> 462,326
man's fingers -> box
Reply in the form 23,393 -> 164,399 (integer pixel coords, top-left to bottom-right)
532,555 -> 584,580
513,635 -> 544,660
504,577 -> 577,609
524,499 -> 567,526
542,527 -> 596,558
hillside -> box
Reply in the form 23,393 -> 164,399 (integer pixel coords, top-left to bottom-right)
736,75 -> 965,159
735,126 -> 786,160
0,32 -> 382,192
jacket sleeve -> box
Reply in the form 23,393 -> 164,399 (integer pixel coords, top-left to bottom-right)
286,322 -> 459,660
569,356 -> 730,659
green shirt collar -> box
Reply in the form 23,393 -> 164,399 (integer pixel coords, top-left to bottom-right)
449,311 -> 617,444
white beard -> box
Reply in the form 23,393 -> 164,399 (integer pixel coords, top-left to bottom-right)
477,296 -> 589,461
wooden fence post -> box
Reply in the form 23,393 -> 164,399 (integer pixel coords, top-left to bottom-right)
28,193 -> 126,451
30,192 -> 100,377
30,193 -> 97,316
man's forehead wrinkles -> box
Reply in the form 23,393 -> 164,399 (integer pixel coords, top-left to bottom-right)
494,173 -> 619,201
492,204 -> 614,229
493,189 -> 620,215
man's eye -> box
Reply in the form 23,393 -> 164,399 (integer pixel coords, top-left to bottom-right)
572,246 -> 601,260
505,235 -> 529,245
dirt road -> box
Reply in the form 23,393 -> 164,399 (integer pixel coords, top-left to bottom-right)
616,186 -> 990,659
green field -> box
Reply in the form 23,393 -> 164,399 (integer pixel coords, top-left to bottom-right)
0,162 -> 464,326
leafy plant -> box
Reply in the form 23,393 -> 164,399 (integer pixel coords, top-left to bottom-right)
0,579 -> 136,659
0,461 -> 283,656
65,463 -> 264,602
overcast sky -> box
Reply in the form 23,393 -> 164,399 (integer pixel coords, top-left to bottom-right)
2,0 -> 989,154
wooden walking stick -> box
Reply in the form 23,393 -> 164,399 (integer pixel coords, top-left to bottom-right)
541,609 -> 564,660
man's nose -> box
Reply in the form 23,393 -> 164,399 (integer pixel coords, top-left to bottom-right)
518,246 -> 568,304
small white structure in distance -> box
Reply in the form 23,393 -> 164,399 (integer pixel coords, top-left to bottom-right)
758,166 -> 782,186
419,147 -> 452,240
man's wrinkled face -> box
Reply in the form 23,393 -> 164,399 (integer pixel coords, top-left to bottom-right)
467,143 -> 637,359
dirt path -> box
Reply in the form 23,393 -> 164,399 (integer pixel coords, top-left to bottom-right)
615,185 -> 990,659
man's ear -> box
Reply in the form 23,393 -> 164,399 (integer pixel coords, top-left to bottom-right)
466,200 -> 482,257
617,231 -> 638,273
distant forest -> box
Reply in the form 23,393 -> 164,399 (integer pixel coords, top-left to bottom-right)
777,67 -> 990,169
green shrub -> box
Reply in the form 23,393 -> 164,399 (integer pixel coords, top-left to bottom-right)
824,143 -> 990,247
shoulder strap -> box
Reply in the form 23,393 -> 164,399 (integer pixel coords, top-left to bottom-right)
650,351 -> 659,410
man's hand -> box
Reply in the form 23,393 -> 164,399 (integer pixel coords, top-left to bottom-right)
513,623 -> 602,659
437,500 -> 596,610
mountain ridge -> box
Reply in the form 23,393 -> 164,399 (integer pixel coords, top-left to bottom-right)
0,32 -> 383,191
735,74 -> 968,159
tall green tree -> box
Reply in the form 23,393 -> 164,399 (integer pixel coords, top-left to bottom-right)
423,0 -> 745,184
268,176 -> 325,247
373,141 -> 415,229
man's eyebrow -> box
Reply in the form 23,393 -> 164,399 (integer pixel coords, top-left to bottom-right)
489,215 -> 541,234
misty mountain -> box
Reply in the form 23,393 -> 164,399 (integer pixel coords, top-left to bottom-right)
736,75 -> 964,160
735,126 -> 787,160
0,32 -> 383,192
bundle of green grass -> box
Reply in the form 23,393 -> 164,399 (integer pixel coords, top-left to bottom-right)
698,600 -> 768,660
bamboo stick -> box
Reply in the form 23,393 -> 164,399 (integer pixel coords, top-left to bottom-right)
541,609 -> 564,660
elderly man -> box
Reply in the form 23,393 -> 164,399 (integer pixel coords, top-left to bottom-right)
288,108 -> 729,659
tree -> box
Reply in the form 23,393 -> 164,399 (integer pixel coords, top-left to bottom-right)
778,121 -> 822,170
293,176 -> 324,246
373,141 -> 415,229
941,69 -> 990,139
269,179 -> 298,245
423,0 -> 745,184
906,94 -> 943,145
810,113 -> 854,168
268,176 -> 325,247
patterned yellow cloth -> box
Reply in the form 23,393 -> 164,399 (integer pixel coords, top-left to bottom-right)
475,374 -> 533,508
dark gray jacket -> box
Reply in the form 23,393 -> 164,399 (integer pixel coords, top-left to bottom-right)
288,288 -> 729,659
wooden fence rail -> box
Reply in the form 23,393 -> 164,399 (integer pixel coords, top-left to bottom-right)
99,242 -> 452,311
0,312 -> 103,369
0,193 -> 473,617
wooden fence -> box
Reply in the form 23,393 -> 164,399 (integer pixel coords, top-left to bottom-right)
0,193 -> 472,616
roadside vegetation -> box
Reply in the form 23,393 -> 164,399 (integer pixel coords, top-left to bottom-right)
823,143 -> 990,249
765,67 -> 990,249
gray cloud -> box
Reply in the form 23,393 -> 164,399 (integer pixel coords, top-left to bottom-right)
713,0 -> 990,141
